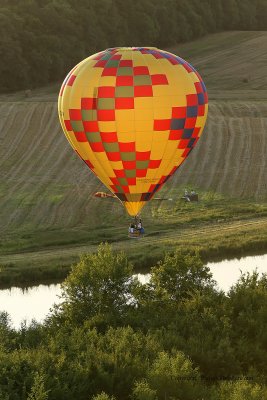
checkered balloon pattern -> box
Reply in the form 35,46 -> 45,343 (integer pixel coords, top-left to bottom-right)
58,47 -> 208,216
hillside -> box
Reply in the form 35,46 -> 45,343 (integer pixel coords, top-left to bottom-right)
0,31 -> 267,260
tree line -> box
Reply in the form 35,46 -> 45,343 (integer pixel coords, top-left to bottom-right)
0,243 -> 267,399
0,0 -> 266,93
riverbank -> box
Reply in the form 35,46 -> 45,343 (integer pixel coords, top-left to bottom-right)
1,197 -> 267,288
3,253 -> 267,329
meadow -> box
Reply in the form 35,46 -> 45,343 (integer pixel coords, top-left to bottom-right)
0,31 -> 267,287
1,188 -> 267,287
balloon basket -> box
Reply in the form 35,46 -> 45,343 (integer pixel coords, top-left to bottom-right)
128,231 -> 144,239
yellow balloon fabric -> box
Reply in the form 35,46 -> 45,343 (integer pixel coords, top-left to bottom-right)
58,47 -> 208,216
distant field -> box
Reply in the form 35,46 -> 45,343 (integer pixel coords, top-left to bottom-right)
1,192 -> 267,287
0,31 -> 267,285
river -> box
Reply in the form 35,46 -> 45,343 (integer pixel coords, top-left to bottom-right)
1,254 -> 267,329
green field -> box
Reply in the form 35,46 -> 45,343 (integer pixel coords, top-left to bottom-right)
1,31 -> 267,287
1,189 -> 267,287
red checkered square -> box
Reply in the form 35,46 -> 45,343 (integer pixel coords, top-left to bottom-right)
107,152 -> 121,161
74,132 -> 87,142
110,177 -> 119,185
148,184 -> 156,192
89,142 -> 104,152
136,169 -> 147,177
133,66 -> 149,75
158,175 -> 167,184
64,120 -> 72,131
97,110 -> 115,121
100,132 -> 117,142
123,160 -> 136,169
81,98 -> 97,110
69,109 -> 82,120
98,87 -> 115,98
172,107 -> 187,118
102,68 -> 117,76
114,169 -> 125,177
151,74 -> 168,85
168,58 -> 179,65
115,98 -> 134,109
178,139 -> 189,149
120,60 -> 133,67
67,75 -> 76,86
119,142 -> 135,152
127,178 -> 136,185
194,82 -> 202,93
136,151 -> 150,161
185,117 -> 197,129
183,63 -> 193,73
198,105 -> 205,116
110,55 -> 121,60
169,130 -> 183,140
192,127 -> 201,138
152,53 -> 164,59
134,86 -> 153,97
154,119 -> 171,130
187,94 -> 198,106
149,159 -> 161,168
116,76 -> 133,86
83,121 -> 98,131
95,60 -> 107,67
121,186 -> 130,193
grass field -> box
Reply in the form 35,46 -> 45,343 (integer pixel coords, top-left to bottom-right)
1,190 -> 267,287
1,31 -> 267,287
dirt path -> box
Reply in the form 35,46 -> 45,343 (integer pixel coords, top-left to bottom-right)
1,216 -> 267,267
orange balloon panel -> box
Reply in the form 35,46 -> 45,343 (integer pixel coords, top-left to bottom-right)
58,47 -> 208,216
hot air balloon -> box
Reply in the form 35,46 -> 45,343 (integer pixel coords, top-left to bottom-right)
58,47 -> 208,218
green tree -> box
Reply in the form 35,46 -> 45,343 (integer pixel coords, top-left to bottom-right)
0,312 -> 16,350
27,372 -> 49,400
222,0 -> 240,29
55,243 -> 136,327
0,8 -> 29,92
132,379 -> 157,400
131,249 -> 216,330
227,272 -> 267,375
147,351 -> 204,400
150,249 -> 214,302
92,392 -> 116,400
255,0 -> 267,29
218,380 -> 267,400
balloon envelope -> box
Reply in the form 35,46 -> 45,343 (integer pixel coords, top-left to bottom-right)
58,47 -> 208,216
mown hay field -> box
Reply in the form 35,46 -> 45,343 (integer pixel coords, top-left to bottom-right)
0,31 -> 267,283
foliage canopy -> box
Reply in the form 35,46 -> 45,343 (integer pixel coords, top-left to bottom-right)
1,0 -> 267,92
1,244 -> 267,399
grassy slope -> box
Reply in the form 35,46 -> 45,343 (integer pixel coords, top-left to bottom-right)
1,31 -> 267,286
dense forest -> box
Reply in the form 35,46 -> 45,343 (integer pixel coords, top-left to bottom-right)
1,244 -> 267,399
0,0 -> 267,93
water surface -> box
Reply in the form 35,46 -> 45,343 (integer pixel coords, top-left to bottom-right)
206,254 -> 267,292
0,284 -> 61,328
1,254 -> 267,329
